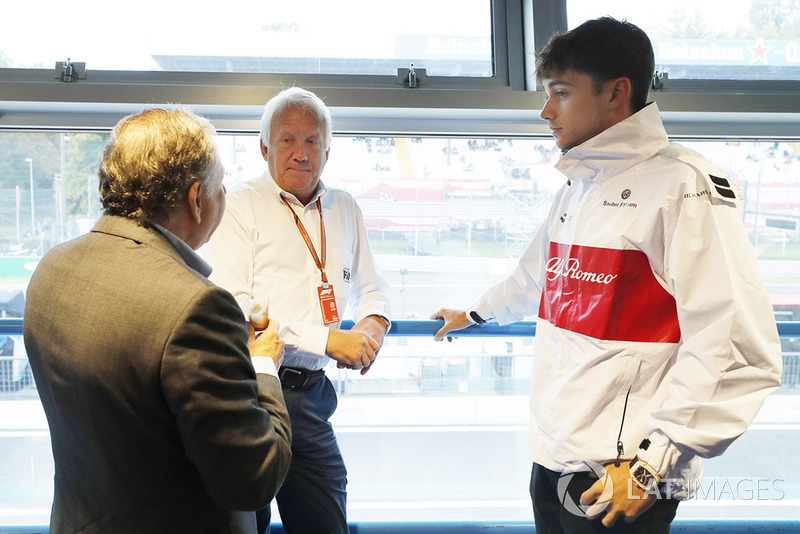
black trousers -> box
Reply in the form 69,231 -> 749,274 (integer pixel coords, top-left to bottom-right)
257,375 -> 348,534
530,463 -> 679,534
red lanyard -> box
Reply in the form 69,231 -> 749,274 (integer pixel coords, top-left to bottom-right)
282,197 -> 328,285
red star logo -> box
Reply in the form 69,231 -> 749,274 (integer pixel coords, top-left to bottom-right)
747,40 -> 772,64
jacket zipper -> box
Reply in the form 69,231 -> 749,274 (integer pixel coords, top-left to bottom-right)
614,385 -> 632,467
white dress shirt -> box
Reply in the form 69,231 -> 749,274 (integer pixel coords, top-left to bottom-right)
206,173 -> 391,371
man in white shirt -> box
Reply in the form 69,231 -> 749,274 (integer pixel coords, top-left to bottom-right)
207,87 -> 391,534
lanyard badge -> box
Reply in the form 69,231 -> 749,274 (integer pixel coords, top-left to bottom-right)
282,197 -> 340,325
317,284 -> 339,324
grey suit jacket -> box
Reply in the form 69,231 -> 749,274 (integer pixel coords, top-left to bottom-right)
23,214 -> 291,534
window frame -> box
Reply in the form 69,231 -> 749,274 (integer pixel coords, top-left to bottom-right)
0,0 -> 798,138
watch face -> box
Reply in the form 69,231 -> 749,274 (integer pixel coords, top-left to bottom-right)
633,464 -> 657,490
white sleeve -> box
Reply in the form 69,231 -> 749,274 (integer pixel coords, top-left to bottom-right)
473,222 -> 550,325
206,195 -> 255,318
639,173 -> 782,477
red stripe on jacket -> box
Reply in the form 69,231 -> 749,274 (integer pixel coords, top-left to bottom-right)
539,242 -> 680,343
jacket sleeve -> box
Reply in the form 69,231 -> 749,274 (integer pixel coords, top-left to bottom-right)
639,168 -> 782,482
473,216 -> 551,324
160,285 -> 292,511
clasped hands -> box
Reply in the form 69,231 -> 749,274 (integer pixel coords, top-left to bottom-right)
327,315 -> 386,375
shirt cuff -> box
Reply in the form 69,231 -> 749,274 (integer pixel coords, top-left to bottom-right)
251,356 -> 278,377
296,323 -> 331,359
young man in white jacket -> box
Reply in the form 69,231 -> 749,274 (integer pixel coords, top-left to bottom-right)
432,17 -> 782,533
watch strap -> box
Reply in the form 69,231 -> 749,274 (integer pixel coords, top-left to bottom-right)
469,310 -> 487,325
372,314 -> 391,333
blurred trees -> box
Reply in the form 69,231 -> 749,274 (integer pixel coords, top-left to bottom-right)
0,132 -> 107,252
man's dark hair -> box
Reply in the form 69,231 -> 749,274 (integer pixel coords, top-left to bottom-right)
535,17 -> 655,112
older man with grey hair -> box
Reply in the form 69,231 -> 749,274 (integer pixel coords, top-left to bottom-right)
24,107 -> 292,534
207,87 -> 391,534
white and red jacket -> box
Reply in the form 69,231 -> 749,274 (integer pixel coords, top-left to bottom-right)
472,103 -> 782,498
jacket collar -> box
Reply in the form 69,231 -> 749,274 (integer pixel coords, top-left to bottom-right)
90,214 -> 212,278
554,102 -> 669,183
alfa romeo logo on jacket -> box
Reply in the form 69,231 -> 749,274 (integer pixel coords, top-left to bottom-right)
621,189 -> 632,200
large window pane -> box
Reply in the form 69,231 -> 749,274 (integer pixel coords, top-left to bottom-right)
567,0 -> 800,81
1,1 -> 492,77
1,130 -> 798,525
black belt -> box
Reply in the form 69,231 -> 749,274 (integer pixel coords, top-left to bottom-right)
278,366 -> 325,390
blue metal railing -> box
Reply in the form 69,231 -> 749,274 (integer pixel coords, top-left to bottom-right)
351,319 -> 800,338
2,520 -> 799,533
4,318 -> 800,338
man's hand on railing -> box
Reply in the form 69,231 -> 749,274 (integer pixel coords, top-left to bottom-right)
326,328 -> 379,373
430,308 -> 472,342
347,315 -> 388,375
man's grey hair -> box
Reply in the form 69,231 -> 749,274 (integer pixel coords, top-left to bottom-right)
99,107 -> 222,225
259,87 -> 333,149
